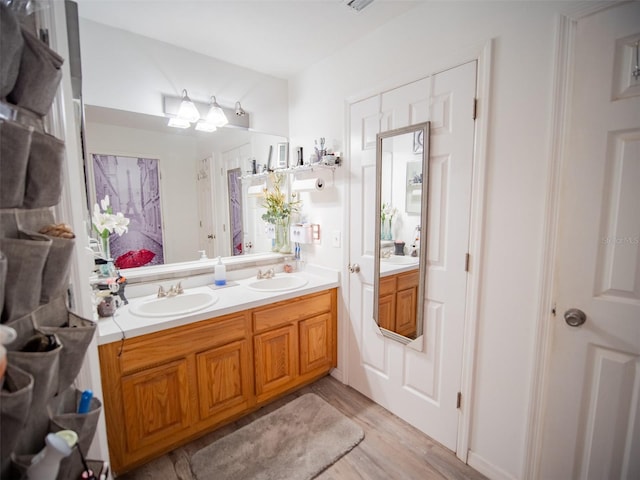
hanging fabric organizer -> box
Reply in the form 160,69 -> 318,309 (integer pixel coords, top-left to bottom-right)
0,3 -> 103,478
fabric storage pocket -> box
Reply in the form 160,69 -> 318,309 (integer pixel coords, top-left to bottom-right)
6,327 -> 61,455
0,231 -> 51,323
48,387 -> 103,480
23,130 -> 65,208
8,27 -> 63,117
34,296 -> 96,393
0,4 -> 24,98
0,364 -> 33,478
16,209 -> 76,303
0,119 -> 33,208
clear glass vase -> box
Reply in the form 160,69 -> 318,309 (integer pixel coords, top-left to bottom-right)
276,217 -> 292,254
100,235 -> 111,260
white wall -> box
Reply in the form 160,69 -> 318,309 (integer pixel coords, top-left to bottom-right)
85,121 -> 201,264
288,2 -> 566,478
79,19 -> 289,136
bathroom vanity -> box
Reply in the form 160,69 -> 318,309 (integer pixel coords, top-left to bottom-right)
97,270 -> 337,474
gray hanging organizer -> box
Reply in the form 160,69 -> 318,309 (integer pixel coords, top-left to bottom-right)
0,3 -> 104,477
0,119 -> 32,208
32,296 -> 96,393
16,208 -> 75,304
48,387 -> 103,480
0,363 -> 33,478
0,3 -> 24,98
22,129 -> 65,208
6,325 -> 62,455
0,231 -> 51,323
8,26 -> 63,116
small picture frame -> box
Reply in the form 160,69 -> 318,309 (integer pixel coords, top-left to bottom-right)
276,142 -> 289,169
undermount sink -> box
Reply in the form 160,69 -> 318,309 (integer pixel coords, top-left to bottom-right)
246,275 -> 308,292
381,255 -> 419,265
130,290 -> 219,317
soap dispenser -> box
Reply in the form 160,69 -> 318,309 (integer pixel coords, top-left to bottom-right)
214,256 -> 226,286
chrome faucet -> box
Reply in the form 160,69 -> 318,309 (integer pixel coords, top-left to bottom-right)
158,281 -> 184,298
257,268 -> 275,279
381,249 -> 393,258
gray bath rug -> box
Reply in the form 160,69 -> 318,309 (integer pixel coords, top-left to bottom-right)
190,393 -> 364,480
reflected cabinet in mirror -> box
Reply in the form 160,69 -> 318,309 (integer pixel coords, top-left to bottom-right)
374,123 -> 429,343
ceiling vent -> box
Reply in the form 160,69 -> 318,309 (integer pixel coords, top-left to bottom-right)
345,0 -> 374,13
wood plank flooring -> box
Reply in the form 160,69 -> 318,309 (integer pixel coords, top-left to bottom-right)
117,375 -> 487,479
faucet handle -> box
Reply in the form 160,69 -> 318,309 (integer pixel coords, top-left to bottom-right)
157,285 -> 166,297
176,281 -> 184,294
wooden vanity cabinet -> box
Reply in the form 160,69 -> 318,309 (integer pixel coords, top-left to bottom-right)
99,288 -> 337,475
378,269 -> 419,337
252,290 -> 336,404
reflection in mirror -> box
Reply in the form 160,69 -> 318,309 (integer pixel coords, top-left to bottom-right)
374,123 -> 429,343
84,105 -> 288,268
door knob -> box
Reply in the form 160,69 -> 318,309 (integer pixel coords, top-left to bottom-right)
564,308 -> 587,327
348,264 -> 360,274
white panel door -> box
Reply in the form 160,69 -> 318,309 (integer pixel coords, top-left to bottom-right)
540,4 -> 640,479
348,61 -> 476,451
196,157 -> 216,258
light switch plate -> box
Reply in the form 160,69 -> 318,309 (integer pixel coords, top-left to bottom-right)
331,230 -> 341,248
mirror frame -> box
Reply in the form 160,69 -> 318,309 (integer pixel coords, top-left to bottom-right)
373,122 -> 430,344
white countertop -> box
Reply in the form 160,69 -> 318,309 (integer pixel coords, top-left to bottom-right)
97,265 -> 340,345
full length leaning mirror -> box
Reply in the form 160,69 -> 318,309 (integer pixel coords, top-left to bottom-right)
374,122 -> 430,344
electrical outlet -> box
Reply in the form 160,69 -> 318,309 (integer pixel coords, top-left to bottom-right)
331,230 -> 341,248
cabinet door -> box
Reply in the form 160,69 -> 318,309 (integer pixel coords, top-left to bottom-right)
196,339 -> 252,422
254,324 -> 297,402
377,293 -> 396,331
299,313 -> 333,375
395,287 -> 417,338
121,359 -> 191,452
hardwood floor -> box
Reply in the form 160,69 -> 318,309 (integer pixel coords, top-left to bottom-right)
117,375 -> 486,479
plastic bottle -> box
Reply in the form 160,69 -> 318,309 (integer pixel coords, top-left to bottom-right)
77,390 -> 93,414
214,256 -> 226,286
26,433 -> 73,479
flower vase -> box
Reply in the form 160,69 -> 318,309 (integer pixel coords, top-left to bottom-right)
99,235 -> 116,277
279,218 -> 291,254
381,220 -> 393,241
100,235 -> 111,261
272,223 -> 282,252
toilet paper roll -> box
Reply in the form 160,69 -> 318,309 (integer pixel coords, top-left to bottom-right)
291,177 -> 325,192
247,183 -> 266,197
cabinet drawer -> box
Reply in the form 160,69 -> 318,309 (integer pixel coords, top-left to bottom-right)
120,313 -> 249,374
253,291 -> 332,332
397,269 -> 419,290
379,276 -> 396,296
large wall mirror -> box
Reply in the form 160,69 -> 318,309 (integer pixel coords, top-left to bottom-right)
374,122 -> 429,343
83,105 -> 287,269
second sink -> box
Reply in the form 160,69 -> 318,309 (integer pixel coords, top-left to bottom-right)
247,275 -> 308,292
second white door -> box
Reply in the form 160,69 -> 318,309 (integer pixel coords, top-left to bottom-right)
348,61 -> 476,451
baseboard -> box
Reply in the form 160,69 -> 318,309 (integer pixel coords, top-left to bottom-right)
330,367 -> 344,383
467,451 -> 518,480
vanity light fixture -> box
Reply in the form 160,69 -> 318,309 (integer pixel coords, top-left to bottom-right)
176,89 -> 200,123
205,96 -> 229,127
167,117 -> 191,129
195,120 -> 217,133
235,101 -> 246,116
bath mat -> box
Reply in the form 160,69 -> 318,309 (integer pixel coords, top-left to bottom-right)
190,393 -> 364,480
